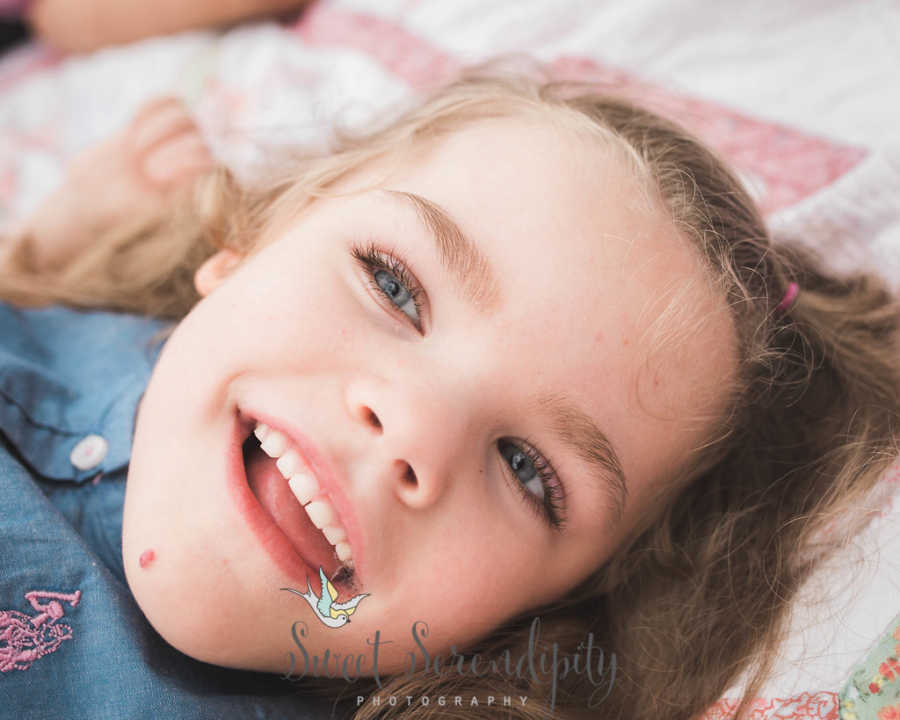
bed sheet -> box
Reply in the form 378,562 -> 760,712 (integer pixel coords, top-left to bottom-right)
1,2 -> 898,718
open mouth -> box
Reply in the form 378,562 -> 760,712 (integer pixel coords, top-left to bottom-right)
236,417 -> 357,591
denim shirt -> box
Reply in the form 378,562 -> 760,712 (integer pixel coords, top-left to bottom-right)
0,302 -> 341,720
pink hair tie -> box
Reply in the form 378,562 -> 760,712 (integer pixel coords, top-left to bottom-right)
775,281 -> 800,316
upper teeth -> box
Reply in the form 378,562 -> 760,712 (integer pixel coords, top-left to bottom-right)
253,423 -> 353,567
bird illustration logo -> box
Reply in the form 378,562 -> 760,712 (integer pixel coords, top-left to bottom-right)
281,567 -> 369,628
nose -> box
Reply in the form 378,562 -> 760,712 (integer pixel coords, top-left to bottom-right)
345,377 -> 464,510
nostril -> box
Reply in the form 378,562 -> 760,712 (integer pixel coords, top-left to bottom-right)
403,463 -> 417,487
363,407 -> 382,432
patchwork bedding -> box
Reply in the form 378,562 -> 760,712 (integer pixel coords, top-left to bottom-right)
2,2 -> 899,717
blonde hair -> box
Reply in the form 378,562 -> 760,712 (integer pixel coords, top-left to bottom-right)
3,60 -> 899,720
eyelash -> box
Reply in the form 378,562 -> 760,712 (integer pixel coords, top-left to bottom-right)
351,241 -> 426,332
498,437 -> 567,531
349,240 -> 567,531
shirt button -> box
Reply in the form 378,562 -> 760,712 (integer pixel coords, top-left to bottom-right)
70,434 -> 108,471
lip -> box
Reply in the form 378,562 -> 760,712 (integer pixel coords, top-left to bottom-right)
227,411 -> 319,588
234,406 -> 366,590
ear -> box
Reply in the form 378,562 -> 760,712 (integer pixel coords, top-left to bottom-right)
194,249 -> 243,297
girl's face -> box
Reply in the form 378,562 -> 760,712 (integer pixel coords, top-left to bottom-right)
123,116 -> 736,674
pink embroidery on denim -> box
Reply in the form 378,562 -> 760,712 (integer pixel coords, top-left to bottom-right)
0,589 -> 82,672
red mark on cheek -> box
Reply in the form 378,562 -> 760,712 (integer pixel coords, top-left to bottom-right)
139,549 -> 156,569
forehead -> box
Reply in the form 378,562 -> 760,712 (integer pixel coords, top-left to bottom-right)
346,115 -> 736,520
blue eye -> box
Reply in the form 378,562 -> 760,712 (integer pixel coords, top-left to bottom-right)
498,438 -> 566,530
351,242 -> 425,332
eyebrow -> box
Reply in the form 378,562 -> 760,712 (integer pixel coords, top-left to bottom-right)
381,189 -> 502,313
530,392 -> 629,526
380,189 -> 629,525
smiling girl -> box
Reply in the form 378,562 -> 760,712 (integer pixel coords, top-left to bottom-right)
1,63 -> 899,720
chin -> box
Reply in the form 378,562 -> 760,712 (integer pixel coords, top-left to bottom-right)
125,558 -> 293,674
122,540 -> 217,661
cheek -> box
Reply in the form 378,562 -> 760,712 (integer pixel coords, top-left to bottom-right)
228,247 -> 357,353
404,530 -> 531,626
399,561 -> 531,661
